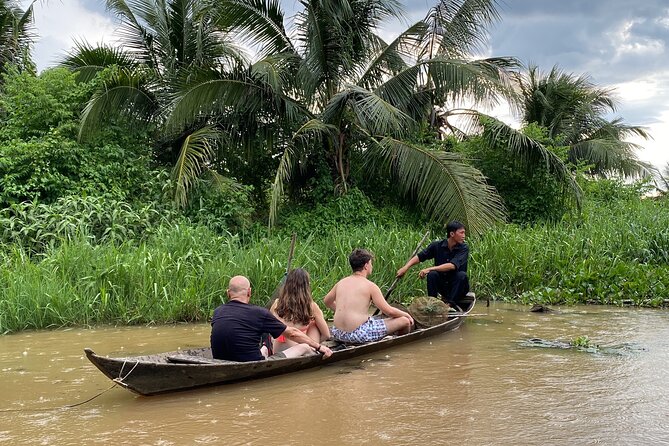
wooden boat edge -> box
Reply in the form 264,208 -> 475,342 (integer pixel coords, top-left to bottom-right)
84,297 -> 475,396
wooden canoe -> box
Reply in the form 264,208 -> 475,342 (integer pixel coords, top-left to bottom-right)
84,297 -> 475,396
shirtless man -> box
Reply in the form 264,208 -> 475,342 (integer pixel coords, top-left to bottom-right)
324,249 -> 413,344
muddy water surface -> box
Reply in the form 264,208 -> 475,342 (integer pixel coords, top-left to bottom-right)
2,303 -> 669,445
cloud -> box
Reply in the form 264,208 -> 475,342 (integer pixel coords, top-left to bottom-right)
26,0 -> 117,71
20,0 -> 669,167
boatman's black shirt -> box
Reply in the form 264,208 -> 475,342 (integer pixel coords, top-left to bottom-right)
210,300 -> 286,361
417,239 -> 469,272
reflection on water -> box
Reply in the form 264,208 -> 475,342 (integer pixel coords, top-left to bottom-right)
2,303 -> 669,445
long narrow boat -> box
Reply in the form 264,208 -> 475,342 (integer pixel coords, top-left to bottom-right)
85,297 -> 475,396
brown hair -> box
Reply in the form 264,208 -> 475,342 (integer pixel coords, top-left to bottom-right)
275,268 -> 314,325
349,248 -> 373,272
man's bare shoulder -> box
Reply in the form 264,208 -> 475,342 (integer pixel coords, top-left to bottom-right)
335,275 -> 356,286
361,276 -> 382,291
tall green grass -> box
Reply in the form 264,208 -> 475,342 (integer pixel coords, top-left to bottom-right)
1,197 -> 668,333
472,197 -> 669,305
0,224 -> 431,333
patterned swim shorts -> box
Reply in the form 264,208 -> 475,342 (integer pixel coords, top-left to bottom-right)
331,316 -> 388,344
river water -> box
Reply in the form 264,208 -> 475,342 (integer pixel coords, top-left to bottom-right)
2,302 -> 669,445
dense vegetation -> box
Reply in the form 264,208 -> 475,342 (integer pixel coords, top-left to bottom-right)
0,0 -> 666,334
1,183 -> 668,333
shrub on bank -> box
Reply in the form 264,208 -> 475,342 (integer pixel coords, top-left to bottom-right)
0,195 -> 175,253
0,224 -> 431,333
1,188 -> 668,333
471,195 -> 669,305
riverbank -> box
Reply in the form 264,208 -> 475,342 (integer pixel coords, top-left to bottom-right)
1,195 -> 668,334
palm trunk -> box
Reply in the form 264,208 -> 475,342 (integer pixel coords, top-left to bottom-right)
337,132 -> 348,194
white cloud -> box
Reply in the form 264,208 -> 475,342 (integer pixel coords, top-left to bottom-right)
634,113 -> 669,169
24,0 -> 117,71
614,78 -> 661,103
14,0 -> 669,170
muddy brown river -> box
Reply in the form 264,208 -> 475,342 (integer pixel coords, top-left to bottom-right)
2,303 -> 669,445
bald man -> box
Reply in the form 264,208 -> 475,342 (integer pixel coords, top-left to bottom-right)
210,276 -> 332,361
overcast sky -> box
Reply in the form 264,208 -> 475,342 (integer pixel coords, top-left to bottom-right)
24,0 -> 669,169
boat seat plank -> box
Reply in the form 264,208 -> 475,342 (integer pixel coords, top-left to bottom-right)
166,354 -> 236,365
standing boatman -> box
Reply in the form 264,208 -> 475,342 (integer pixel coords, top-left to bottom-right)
396,221 -> 470,308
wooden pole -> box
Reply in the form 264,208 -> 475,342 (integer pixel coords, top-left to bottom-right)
373,231 -> 430,316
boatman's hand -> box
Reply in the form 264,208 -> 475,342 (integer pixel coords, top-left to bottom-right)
396,266 -> 407,278
418,268 -> 430,279
317,345 -> 333,358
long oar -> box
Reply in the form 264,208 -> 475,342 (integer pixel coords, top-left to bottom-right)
263,234 -> 298,354
285,233 -> 297,273
373,231 -> 430,315
267,233 -> 297,308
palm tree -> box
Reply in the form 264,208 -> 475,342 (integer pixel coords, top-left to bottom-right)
515,65 -> 651,177
163,0 -> 523,233
0,0 -> 35,76
657,162 -> 669,194
61,0 -> 252,206
64,0 -> 526,234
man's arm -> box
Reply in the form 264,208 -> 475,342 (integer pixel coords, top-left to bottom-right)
418,262 -> 456,278
369,283 -> 414,325
282,326 -> 333,358
323,284 -> 337,310
396,255 -> 420,278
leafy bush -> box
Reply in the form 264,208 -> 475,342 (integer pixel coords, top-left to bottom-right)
0,67 -> 159,206
0,67 -> 92,140
461,125 -> 572,223
0,136 -> 160,205
278,188 -> 384,236
183,177 -> 254,234
472,194 -> 669,305
0,195 -> 175,252
581,177 -> 652,203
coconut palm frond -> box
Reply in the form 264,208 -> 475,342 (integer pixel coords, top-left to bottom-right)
208,0 -> 294,57
61,41 -> 139,83
79,67 -> 158,140
658,163 -> 669,193
421,0 -> 501,59
166,75 -> 306,133
426,56 -> 519,108
0,0 -> 35,72
322,85 -> 415,138
435,108 -> 485,138
480,115 -> 583,205
355,21 -> 426,90
269,144 -> 297,227
569,138 -> 652,178
250,52 -> 301,96
292,118 -> 338,143
363,135 -> 506,234
172,125 -> 221,208
295,0 -> 405,102
105,0 -> 158,67
565,117 -> 651,176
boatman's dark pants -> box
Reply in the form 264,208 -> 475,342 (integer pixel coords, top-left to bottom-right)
427,270 -> 469,306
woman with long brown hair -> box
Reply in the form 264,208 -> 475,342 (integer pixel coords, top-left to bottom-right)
270,268 -> 330,354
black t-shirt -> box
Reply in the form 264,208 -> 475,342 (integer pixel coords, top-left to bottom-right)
210,300 -> 287,361
417,239 -> 469,272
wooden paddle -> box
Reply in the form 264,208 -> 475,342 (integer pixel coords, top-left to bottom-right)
373,230 -> 430,315
285,233 -> 297,273
267,233 -> 297,308
263,233 -> 298,354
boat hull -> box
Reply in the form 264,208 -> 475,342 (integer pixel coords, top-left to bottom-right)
85,299 -> 474,396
